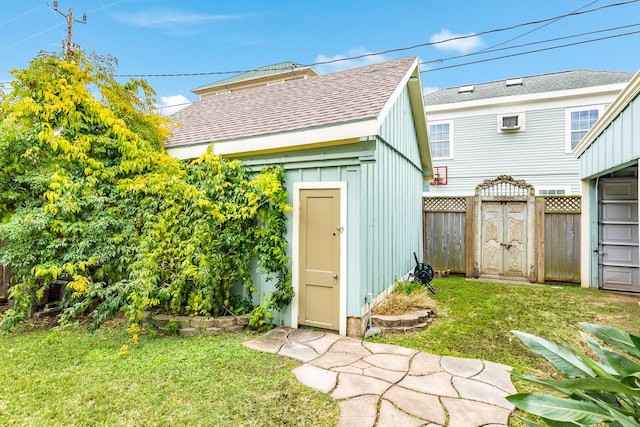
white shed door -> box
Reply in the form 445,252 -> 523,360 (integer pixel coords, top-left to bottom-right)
599,178 -> 640,291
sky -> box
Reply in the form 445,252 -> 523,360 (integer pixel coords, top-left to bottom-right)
1,0 -> 640,115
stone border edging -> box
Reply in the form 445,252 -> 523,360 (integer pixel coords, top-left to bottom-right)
142,313 -> 250,336
371,308 -> 435,334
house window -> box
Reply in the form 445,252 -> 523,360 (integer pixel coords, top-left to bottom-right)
536,186 -> 571,196
565,105 -> 604,152
428,121 -> 453,159
502,116 -> 518,128
497,113 -> 525,132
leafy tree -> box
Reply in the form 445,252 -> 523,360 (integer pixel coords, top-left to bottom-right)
0,51 -> 291,331
508,323 -> 640,426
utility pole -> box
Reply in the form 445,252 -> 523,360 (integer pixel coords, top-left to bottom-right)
53,1 -> 86,56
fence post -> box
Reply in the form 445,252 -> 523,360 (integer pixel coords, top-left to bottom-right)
535,197 -> 546,284
465,196 -> 474,277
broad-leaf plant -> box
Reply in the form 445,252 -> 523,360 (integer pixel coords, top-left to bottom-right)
509,323 -> 640,426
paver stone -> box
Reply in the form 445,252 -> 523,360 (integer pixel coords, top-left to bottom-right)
362,341 -> 418,357
362,365 -> 406,383
383,385 -> 446,425
452,377 -> 513,409
279,341 -> 318,362
363,353 -> 411,371
292,364 -> 337,394
471,360 -> 516,394
442,397 -> 511,427
306,334 -> 343,354
398,372 -> 458,397
288,328 -> 325,343
243,337 -> 286,354
408,352 -> 442,376
441,356 -> 484,377
376,399 -> 425,427
311,351 -> 363,370
330,337 -> 371,356
332,372 -> 392,399
337,395 -> 378,427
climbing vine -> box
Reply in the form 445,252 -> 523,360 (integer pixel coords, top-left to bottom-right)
0,51 -> 292,331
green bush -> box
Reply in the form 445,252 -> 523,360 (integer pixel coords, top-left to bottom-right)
508,323 -> 640,426
0,51 -> 292,332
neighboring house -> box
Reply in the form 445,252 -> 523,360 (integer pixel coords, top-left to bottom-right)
575,70 -> 640,292
167,56 -> 433,337
421,70 -> 634,285
423,70 -> 634,196
191,62 -> 319,97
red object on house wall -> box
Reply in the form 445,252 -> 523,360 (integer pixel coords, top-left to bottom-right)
432,166 -> 448,185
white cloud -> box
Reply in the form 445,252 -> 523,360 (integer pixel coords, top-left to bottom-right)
314,48 -> 388,74
156,95 -> 191,116
422,86 -> 440,95
114,9 -> 243,30
430,29 -> 484,54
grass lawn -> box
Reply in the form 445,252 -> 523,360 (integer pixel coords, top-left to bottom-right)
378,276 -> 640,376
1,277 -> 638,426
0,325 -> 338,427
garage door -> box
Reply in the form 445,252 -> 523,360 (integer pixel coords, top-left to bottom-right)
599,178 -> 639,291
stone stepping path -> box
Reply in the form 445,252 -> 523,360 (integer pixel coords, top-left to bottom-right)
244,328 -> 516,426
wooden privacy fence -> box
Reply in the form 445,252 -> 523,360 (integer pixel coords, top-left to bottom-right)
423,195 -> 581,283
538,196 -> 581,283
422,197 -> 472,274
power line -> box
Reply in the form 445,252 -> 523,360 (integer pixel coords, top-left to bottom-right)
422,29 -> 640,73
475,0 -> 599,53
423,23 -> 640,66
0,3 -> 47,28
113,0 -> 640,78
0,22 -> 63,53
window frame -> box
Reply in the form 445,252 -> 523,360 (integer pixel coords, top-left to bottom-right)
565,105 -> 604,153
535,185 -> 571,196
428,120 -> 454,160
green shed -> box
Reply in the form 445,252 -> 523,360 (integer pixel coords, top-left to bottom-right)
166,56 -> 433,336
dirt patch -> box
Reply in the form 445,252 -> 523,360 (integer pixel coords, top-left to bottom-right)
372,292 -> 437,316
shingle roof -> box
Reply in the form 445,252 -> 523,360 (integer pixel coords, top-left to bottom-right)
424,70 -> 635,106
192,62 -> 314,92
167,56 -> 417,148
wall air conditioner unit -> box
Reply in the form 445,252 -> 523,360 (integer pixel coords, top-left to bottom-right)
498,113 -> 525,132
431,166 -> 448,185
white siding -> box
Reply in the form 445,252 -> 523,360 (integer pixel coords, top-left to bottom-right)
427,108 -> 581,195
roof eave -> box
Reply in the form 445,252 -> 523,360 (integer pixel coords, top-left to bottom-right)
166,119 -> 380,160
376,58 -> 433,179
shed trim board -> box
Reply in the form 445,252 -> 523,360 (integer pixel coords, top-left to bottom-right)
292,181 -> 347,335
165,121 -> 377,160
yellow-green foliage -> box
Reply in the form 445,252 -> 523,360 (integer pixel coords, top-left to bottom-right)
0,52 -> 291,331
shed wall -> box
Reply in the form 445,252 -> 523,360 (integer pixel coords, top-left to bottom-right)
579,97 -> 640,178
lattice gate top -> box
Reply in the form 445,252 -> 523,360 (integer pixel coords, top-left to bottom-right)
475,174 -> 535,199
